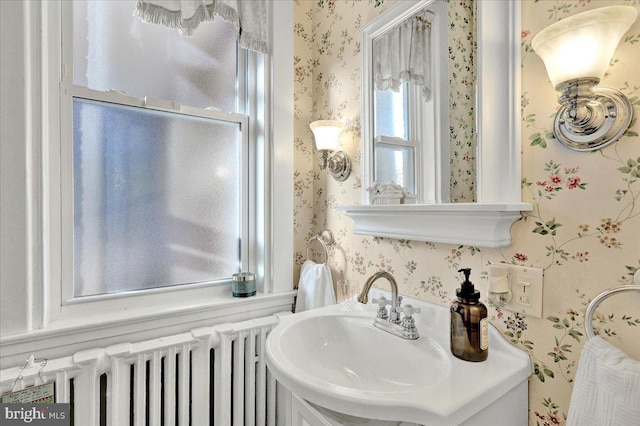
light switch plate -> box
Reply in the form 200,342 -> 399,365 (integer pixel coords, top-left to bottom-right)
487,265 -> 544,318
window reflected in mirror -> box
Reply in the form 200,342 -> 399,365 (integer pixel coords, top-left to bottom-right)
374,138 -> 417,194
374,83 -> 408,140
367,0 -> 476,204
373,83 -> 417,194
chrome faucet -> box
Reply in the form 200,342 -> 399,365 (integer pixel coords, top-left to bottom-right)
357,271 -> 400,322
358,271 -> 420,339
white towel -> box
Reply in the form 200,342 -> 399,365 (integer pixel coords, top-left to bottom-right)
567,336 -> 640,426
295,260 -> 335,312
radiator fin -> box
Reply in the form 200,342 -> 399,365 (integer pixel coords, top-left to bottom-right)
0,315 -> 282,426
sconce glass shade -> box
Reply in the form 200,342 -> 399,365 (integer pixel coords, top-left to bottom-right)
531,6 -> 637,151
310,120 -> 344,151
531,6 -> 637,88
309,120 -> 351,181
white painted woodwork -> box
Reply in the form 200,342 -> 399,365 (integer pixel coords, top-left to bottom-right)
340,203 -> 530,248
353,0 -> 531,247
0,314 -> 285,425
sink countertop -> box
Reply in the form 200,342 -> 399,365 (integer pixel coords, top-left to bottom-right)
266,290 -> 531,425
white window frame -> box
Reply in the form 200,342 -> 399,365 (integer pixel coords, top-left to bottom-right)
373,77 -> 447,204
35,0 -> 293,331
60,85 -> 251,303
374,134 -> 422,194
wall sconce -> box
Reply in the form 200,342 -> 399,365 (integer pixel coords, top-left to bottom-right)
310,120 -> 351,181
531,6 -> 637,151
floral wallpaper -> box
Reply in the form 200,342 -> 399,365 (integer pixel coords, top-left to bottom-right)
447,0 -> 476,203
293,1 -> 640,425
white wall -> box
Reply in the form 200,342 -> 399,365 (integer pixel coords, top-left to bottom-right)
1,1 -> 34,335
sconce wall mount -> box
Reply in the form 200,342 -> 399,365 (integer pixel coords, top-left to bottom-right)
310,120 -> 352,181
553,77 -> 632,151
324,150 -> 351,181
532,6 -> 638,151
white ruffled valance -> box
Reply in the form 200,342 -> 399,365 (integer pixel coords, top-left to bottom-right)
373,10 -> 432,100
134,0 -> 268,54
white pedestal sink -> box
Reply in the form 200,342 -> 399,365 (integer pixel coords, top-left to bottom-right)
266,291 -> 531,425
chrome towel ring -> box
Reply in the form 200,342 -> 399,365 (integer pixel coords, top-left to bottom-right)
305,230 -> 334,264
584,270 -> 640,340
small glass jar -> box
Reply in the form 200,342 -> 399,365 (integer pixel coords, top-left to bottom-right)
232,272 -> 256,297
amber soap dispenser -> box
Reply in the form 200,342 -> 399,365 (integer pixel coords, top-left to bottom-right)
450,268 -> 488,362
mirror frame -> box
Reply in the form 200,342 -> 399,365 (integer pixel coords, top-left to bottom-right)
341,0 -> 531,248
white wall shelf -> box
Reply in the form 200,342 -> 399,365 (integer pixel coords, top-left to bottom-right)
340,203 -> 530,247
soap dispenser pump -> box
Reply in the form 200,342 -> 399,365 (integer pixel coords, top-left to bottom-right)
450,268 -> 488,362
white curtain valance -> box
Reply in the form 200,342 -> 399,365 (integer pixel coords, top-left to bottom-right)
134,0 -> 268,54
373,10 -> 433,100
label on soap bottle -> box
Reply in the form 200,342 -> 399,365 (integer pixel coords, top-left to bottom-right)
480,318 -> 489,350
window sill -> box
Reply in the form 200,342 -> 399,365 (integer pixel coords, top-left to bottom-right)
0,291 -> 295,369
339,203 -> 532,247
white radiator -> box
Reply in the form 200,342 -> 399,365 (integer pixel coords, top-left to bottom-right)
0,315 -> 284,425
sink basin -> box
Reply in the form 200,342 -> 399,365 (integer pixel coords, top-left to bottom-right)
266,291 -> 531,425
273,314 -> 450,394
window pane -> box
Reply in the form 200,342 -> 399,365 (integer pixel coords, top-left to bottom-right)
73,98 -> 242,297
374,142 -> 416,193
374,84 -> 408,139
72,1 -> 238,111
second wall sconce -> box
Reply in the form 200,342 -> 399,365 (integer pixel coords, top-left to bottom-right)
531,6 -> 637,151
310,120 -> 351,181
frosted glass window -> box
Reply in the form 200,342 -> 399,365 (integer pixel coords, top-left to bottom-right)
374,84 -> 409,139
374,142 -> 416,193
72,1 -> 238,111
73,98 -> 242,297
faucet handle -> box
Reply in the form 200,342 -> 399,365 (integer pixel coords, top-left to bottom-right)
372,296 -> 391,308
399,304 -> 421,339
371,296 -> 390,320
398,304 -> 421,318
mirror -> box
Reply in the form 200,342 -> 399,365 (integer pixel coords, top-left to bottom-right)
342,0 -> 531,248
364,0 -> 476,204
368,0 -> 475,204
